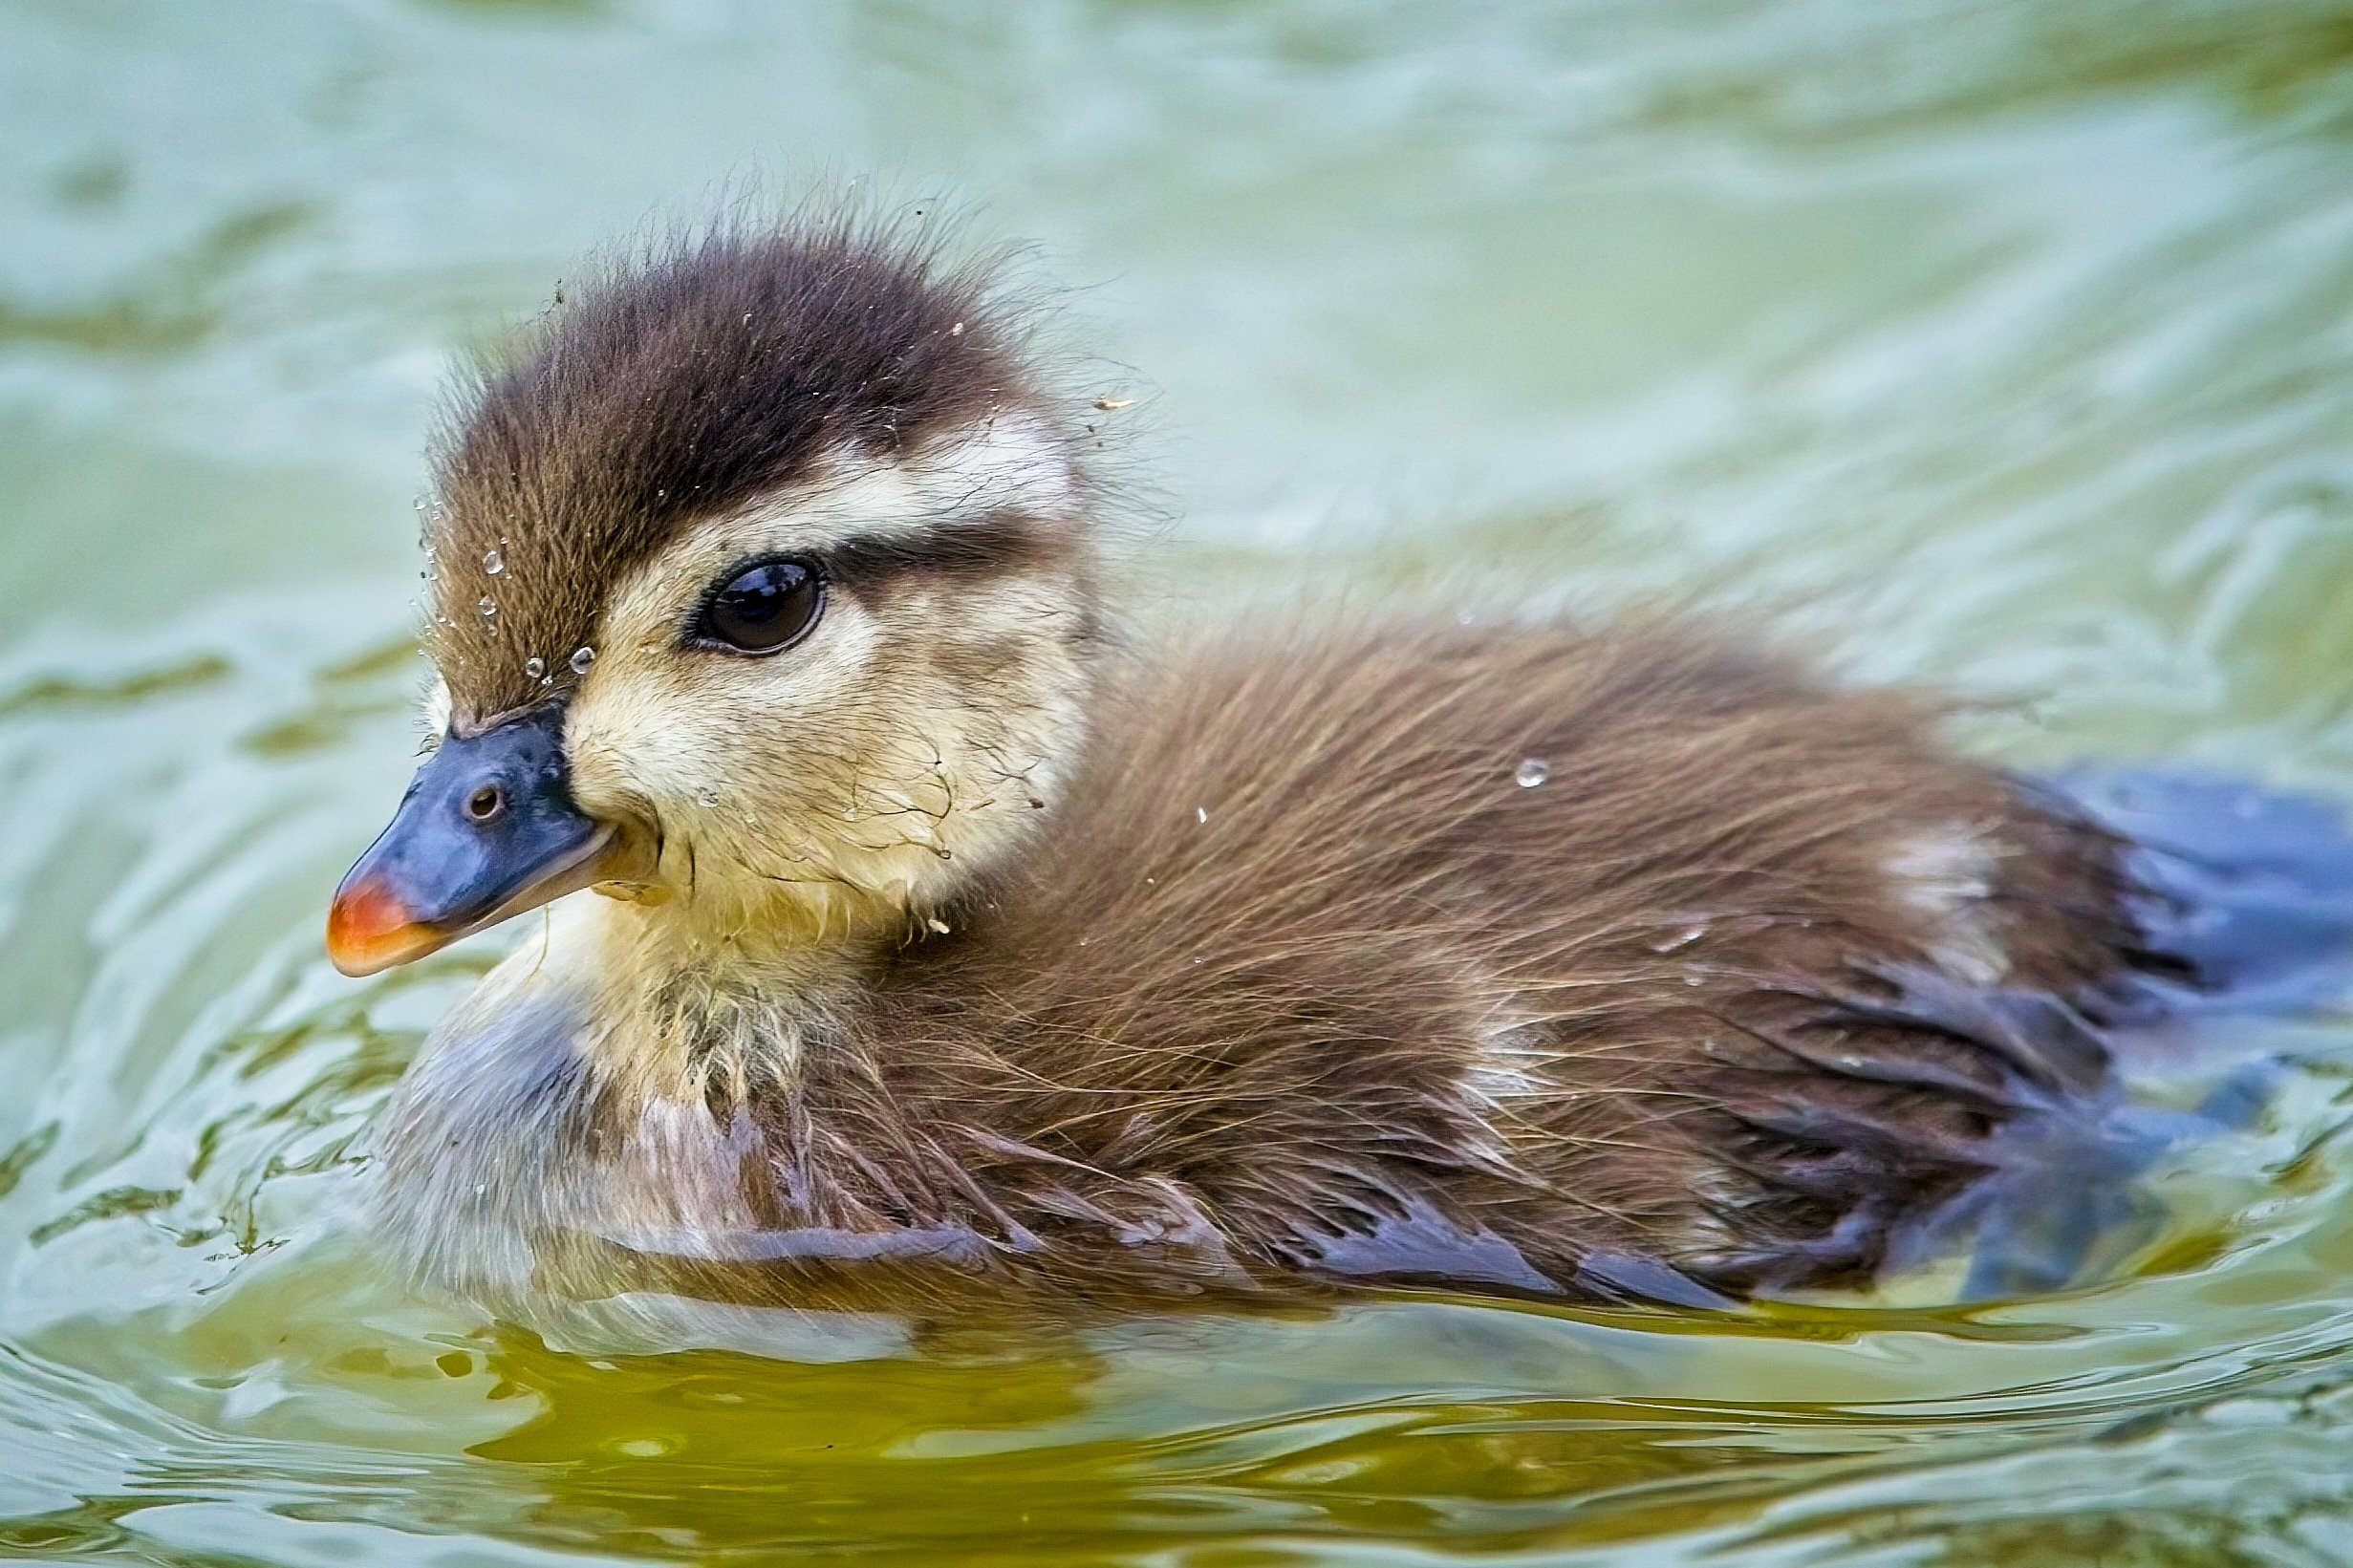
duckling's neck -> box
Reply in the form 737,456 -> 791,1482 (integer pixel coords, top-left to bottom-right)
369,887 -> 903,1309
570,885 -> 890,1106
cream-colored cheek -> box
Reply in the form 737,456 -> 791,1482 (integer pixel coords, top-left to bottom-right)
564,670 -> 745,830
558,634 -> 928,904
556,555 -> 1088,942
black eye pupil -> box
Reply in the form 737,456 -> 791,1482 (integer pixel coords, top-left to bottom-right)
702,559 -> 823,654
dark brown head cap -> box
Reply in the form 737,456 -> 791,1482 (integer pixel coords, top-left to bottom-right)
422,217 -> 1039,727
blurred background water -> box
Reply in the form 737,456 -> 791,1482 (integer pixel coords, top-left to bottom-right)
5,1 -> 2353,1563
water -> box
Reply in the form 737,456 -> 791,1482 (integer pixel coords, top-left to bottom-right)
5,0 -> 2353,1562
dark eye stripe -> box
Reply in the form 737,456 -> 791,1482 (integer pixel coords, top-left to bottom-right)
682,515 -> 1061,657
823,512 -> 1056,586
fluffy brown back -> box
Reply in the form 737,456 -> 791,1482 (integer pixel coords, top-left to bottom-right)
723,615 -> 2147,1302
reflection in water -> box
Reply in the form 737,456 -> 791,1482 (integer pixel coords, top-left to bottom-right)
4,0 -> 2353,1563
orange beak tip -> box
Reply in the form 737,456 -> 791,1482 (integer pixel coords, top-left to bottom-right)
326,878 -> 442,978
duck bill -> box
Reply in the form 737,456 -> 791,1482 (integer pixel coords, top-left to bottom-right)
327,703 -> 614,977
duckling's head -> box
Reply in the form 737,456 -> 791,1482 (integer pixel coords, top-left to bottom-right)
329,220 -> 1100,977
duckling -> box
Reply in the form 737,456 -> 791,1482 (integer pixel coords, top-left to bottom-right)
329,217 -> 2252,1318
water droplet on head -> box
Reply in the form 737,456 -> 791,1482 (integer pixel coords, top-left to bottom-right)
1195,805 -> 1209,824
483,548 -> 504,575
524,656 -> 545,680
570,646 -> 595,674
1515,758 -> 1549,788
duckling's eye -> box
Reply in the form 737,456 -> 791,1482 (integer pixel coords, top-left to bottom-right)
693,557 -> 825,655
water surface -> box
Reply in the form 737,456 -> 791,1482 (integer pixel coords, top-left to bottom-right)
6,1 -> 2353,1562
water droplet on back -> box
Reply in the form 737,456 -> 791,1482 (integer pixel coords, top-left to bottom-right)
1515,758 -> 1549,788
478,595 -> 497,617
1650,922 -> 1708,953
483,549 -> 504,575
524,656 -> 545,680
570,646 -> 596,674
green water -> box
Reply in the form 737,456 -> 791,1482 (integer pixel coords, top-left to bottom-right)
6,1 -> 2353,1562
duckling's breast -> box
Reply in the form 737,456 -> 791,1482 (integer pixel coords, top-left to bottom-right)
365,948 -> 784,1312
